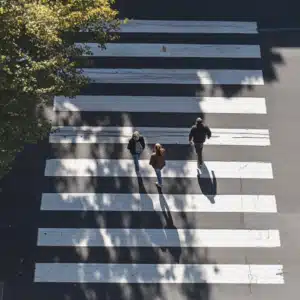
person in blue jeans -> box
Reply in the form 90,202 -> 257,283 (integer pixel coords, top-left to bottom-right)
127,131 -> 145,174
149,143 -> 166,188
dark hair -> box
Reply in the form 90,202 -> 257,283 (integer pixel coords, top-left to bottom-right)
196,117 -> 202,124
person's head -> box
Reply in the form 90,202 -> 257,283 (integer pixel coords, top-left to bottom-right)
132,131 -> 140,141
154,143 -> 165,155
196,117 -> 203,127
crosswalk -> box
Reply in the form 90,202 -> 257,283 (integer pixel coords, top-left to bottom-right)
35,20 -> 284,298
53,95 -> 267,113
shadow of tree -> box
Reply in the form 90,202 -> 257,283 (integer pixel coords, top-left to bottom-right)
37,124 -> 220,299
0,99 -> 222,300
26,115 -> 219,299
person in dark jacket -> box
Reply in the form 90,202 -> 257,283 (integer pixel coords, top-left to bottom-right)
127,131 -> 145,173
149,143 -> 166,188
189,117 -> 211,171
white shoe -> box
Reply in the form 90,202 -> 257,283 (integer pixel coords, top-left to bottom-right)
155,182 -> 162,187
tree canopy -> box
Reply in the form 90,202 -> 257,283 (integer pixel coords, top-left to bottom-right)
0,0 -> 120,177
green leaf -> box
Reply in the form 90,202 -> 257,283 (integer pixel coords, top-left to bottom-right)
0,0 -> 120,178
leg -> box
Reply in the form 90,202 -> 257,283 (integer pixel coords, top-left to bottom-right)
132,154 -> 140,172
155,169 -> 162,186
194,143 -> 203,167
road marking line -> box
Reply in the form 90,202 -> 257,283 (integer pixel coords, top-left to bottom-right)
37,228 -> 280,248
80,68 -> 264,85
53,96 -> 267,114
44,159 -> 273,179
76,43 -> 261,58
118,20 -> 258,34
34,263 -> 284,284
40,193 -> 277,213
50,126 -> 270,146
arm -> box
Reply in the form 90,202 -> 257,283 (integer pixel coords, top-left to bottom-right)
206,126 -> 212,139
189,127 -> 194,143
140,136 -> 145,149
149,154 -> 155,166
127,139 -> 133,153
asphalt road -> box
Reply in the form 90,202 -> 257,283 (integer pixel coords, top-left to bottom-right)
255,30 -> 300,299
113,0 -> 300,28
1,18 -> 300,300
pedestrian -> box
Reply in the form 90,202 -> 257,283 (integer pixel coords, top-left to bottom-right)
189,117 -> 211,174
127,131 -> 145,173
149,143 -> 166,188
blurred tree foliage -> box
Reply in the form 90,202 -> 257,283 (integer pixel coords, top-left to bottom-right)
0,0 -> 120,177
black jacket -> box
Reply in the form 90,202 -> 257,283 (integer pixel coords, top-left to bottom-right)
189,123 -> 211,143
127,136 -> 145,154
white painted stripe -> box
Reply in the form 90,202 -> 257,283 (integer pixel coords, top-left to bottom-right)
34,263 -> 284,284
119,20 -> 258,34
80,68 -> 264,85
77,43 -> 261,58
37,228 -> 280,248
44,159 -> 273,179
53,95 -> 267,114
49,126 -> 270,146
40,193 -> 278,213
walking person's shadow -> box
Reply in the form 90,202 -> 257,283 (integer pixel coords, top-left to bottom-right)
157,186 -> 182,263
137,175 -> 154,211
197,163 -> 217,204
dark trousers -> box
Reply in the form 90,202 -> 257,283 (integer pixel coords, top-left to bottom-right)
194,143 -> 203,167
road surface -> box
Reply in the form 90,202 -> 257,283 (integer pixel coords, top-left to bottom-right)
0,16 -> 300,300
